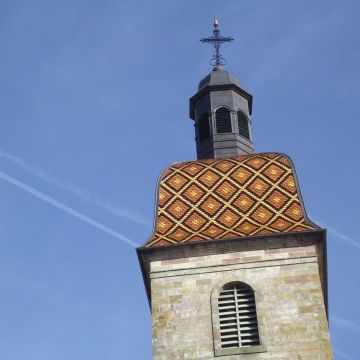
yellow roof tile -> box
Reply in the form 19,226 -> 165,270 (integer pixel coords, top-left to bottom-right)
145,153 -> 317,247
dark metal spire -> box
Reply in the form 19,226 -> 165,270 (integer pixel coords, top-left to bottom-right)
200,17 -> 234,67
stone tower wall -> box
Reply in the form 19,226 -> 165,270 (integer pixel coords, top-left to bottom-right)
150,244 -> 332,360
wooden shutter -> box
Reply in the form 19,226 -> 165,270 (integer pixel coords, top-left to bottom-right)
215,107 -> 232,133
218,283 -> 260,348
237,110 -> 250,140
198,113 -> 211,141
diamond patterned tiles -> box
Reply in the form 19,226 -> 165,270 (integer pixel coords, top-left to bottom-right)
145,153 -> 318,247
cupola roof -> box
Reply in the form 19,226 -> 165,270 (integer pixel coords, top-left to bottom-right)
198,66 -> 242,90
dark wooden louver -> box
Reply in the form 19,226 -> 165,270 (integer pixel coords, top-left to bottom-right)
215,107 -> 232,133
237,110 -> 250,140
198,113 -> 211,141
218,283 -> 260,348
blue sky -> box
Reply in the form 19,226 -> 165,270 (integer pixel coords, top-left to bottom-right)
0,1 -> 359,359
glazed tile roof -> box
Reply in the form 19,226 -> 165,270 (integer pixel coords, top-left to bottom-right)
145,153 -> 318,247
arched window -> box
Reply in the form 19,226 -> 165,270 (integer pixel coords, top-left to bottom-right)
215,107 -> 232,134
237,110 -> 250,140
218,282 -> 260,349
198,113 -> 210,141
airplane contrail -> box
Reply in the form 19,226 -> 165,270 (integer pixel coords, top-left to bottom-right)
331,314 -> 360,335
0,150 -> 150,226
310,215 -> 359,250
0,170 -> 138,248
334,349 -> 356,360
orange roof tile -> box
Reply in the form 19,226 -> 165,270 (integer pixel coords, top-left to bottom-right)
145,153 -> 318,247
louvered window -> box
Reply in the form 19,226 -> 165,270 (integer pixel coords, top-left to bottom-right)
218,283 -> 260,349
215,107 -> 232,133
198,113 -> 211,141
237,110 -> 250,140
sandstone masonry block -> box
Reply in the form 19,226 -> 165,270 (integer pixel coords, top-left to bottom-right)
151,243 -> 332,359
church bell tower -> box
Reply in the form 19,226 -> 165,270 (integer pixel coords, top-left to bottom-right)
137,19 -> 333,359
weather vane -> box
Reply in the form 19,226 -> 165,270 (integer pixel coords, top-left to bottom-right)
200,17 -> 234,67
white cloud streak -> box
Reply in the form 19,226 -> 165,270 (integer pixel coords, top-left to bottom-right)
331,315 -> 360,335
334,348 -> 356,360
310,216 -> 360,250
326,227 -> 360,250
331,316 -> 359,359
0,150 -> 150,226
0,170 -> 138,247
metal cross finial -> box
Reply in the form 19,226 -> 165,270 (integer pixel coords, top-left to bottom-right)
200,17 -> 234,67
